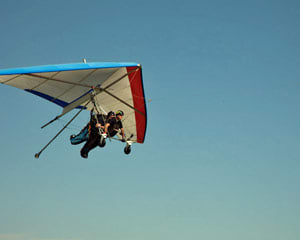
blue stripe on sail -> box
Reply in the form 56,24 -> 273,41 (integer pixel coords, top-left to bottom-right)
25,89 -> 86,109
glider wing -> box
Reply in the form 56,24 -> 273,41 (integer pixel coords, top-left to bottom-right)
0,62 -> 147,143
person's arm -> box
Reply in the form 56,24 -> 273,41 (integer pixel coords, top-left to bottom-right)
120,128 -> 125,141
104,123 -> 110,134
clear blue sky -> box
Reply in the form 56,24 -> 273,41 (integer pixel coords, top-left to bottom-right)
1,0 -> 300,240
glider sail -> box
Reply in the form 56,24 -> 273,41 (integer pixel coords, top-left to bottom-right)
0,62 -> 147,143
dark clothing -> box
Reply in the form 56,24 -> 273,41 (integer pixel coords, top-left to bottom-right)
80,116 -> 123,157
80,131 -> 102,157
89,114 -> 106,133
70,114 -> 106,145
107,117 -> 123,137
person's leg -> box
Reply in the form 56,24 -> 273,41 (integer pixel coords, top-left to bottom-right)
80,133 -> 99,158
70,127 -> 89,145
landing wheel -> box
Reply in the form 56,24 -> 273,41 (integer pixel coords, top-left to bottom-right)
124,145 -> 131,155
99,138 -> 106,147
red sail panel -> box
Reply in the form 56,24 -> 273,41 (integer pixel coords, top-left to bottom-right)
127,67 -> 147,143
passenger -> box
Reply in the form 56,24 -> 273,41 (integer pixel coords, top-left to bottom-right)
80,110 -> 125,158
70,111 -> 114,145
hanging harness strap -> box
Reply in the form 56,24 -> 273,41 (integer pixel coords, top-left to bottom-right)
89,90 -> 108,138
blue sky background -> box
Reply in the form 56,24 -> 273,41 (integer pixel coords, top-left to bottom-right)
0,0 -> 300,239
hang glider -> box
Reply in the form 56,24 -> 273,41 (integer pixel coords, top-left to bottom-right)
0,62 -> 147,158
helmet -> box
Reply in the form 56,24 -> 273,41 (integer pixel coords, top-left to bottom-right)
107,111 -> 115,117
116,110 -> 124,116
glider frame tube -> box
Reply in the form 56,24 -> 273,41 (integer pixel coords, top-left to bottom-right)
35,99 -> 91,158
